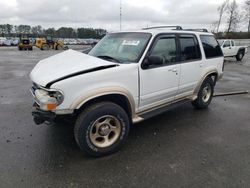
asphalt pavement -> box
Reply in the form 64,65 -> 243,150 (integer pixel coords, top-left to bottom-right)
0,46 -> 250,188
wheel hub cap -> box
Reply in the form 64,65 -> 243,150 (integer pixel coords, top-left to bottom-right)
89,115 -> 122,148
202,85 -> 211,103
99,124 -> 111,136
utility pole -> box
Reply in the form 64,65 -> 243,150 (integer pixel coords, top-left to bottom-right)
120,0 -> 122,31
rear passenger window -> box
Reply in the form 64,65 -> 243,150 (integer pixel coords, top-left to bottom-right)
179,35 -> 201,61
200,35 -> 223,58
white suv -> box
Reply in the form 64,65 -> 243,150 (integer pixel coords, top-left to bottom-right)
30,26 -> 224,156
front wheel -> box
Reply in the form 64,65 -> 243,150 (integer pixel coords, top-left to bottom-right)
56,45 -> 63,50
74,102 -> 130,157
41,44 -> 49,50
192,77 -> 214,109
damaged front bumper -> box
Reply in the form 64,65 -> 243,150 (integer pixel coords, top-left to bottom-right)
32,104 -> 56,125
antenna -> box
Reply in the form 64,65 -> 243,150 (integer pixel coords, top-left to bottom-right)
120,0 -> 122,31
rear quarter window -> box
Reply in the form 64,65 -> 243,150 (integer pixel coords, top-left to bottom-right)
200,35 -> 223,58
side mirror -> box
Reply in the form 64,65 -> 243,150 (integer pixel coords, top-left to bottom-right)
142,55 -> 163,69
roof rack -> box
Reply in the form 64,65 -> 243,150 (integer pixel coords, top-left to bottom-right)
142,26 -> 183,30
183,29 -> 208,32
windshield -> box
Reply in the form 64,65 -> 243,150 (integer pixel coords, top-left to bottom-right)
22,39 -> 30,44
89,32 -> 151,63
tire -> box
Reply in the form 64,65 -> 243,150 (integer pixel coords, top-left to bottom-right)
29,47 -> 33,51
74,102 -> 130,157
41,44 -> 49,50
56,45 -> 63,50
192,77 -> 214,109
236,51 -> 244,61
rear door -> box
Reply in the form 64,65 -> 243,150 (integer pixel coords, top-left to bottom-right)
176,34 -> 203,98
139,34 -> 180,110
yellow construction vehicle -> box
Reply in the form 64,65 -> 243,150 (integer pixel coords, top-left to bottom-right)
18,38 -> 33,51
35,36 -> 65,50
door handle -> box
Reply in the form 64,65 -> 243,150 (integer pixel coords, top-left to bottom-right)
172,68 -> 178,72
199,63 -> 203,67
168,68 -> 177,72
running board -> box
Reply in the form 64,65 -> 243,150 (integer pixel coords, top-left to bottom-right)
132,99 -> 190,124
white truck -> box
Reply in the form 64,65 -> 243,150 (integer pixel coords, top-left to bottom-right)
30,26 -> 224,157
220,39 -> 248,61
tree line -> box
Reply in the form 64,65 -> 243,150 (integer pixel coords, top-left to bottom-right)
0,24 -> 107,39
212,0 -> 250,38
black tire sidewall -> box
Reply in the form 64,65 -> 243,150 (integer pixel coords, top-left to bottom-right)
75,103 -> 130,156
236,51 -> 244,61
193,77 -> 214,109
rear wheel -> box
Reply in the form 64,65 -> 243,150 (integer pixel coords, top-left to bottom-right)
236,51 -> 244,61
74,102 -> 130,157
192,77 -> 214,109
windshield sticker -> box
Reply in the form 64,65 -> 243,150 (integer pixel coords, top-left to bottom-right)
122,40 -> 140,46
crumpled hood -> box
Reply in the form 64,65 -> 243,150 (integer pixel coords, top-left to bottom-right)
30,49 -> 117,87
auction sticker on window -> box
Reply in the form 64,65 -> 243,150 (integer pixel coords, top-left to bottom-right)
122,40 -> 140,46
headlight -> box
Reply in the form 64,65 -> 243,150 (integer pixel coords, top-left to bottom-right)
34,89 -> 64,111
49,91 -> 64,105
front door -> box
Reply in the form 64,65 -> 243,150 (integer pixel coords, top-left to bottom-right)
222,40 -> 232,56
139,35 -> 180,111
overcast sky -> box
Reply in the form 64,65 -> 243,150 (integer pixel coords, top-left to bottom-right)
0,0 -> 247,31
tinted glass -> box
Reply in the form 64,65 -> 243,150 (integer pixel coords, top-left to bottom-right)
179,35 -> 201,61
89,33 -> 151,63
200,35 -> 223,58
22,40 -> 29,44
151,37 -> 177,64
231,41 -> 235,46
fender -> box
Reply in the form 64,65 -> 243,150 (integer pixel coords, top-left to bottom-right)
193,69 -> 218,98
237,47 -> 246,55
69,86 -> 136,116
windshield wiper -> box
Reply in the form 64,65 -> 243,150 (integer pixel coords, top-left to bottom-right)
97,55 -> 122,63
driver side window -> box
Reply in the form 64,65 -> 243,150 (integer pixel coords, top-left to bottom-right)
151,37 -> 177,65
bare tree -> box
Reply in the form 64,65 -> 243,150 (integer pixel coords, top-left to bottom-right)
245,0 -> 250,32
226,0 -> 239,33
217,0 -> 229,33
